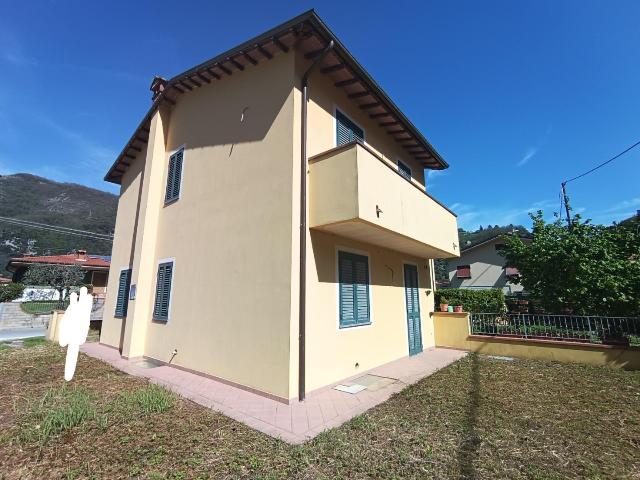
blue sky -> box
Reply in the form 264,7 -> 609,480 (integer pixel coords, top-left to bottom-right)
1,0 -> 638,230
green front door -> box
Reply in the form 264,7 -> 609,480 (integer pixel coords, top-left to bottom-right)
404,264 -> 423,355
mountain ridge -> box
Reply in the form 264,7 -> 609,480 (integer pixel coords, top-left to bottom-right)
0,173 -> 117,275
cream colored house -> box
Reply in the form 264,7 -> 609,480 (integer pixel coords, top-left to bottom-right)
446,235 -> 529,294
100,10 -> 459,403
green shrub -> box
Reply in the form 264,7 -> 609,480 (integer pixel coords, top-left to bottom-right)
0,282 -> 25,302
435,288 -> 506,313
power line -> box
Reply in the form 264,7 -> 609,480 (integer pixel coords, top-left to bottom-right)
565,139 -> 640,184
0,216 -> 113,239
0,217 -> 113,242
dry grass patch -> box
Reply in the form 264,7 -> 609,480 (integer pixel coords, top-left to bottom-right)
0,342 -> 638,479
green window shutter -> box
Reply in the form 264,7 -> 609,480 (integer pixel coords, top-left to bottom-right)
336,110 -> 364,146
165,149 -> 183,203
338,251 -> 370,327
114,268 -> 132,317
153,262 -> 173,321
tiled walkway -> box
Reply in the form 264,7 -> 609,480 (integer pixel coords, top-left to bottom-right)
81,343 -> 466,443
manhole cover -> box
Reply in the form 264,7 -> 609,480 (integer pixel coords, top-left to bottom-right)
351,374 -> 397,392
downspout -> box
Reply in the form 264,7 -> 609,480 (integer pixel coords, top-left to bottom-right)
299,40 -> 334,401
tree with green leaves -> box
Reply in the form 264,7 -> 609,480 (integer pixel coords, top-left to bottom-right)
500,212 -> 640,316
22,264 -> 86,301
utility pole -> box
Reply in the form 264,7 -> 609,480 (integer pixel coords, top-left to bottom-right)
561,181 -> 572,228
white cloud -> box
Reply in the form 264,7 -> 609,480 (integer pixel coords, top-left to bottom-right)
516,147 -> 537,167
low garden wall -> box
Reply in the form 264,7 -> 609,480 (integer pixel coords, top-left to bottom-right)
433,312 -> 640,370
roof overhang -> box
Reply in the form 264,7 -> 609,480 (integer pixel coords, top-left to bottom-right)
105,9 -> 448,184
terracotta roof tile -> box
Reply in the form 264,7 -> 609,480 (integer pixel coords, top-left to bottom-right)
9,254 -> 110,268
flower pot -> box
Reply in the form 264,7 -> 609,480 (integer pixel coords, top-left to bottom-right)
440,303 -> 449,312
447,305 -> 454,313
454,305 -> 463,313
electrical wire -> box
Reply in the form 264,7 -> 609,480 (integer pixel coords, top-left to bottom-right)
564,139 -> 640,184
0,216 -> 113,239
0,217 -> 113,242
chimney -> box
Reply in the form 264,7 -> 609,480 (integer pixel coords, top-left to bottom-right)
150,76 -> 168,101
76,249 -> 87,261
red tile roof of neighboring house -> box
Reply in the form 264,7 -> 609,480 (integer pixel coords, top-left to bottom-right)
8,253 -> 110,269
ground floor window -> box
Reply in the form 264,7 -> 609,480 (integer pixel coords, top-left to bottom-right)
153,261 -> 174,321
114,268 -> 132,317
338,251 -> 370,327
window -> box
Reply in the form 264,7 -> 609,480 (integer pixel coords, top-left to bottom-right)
456,265 -> 471,279
153,261 -> 174,321
338,251 -> 370,327
114,268 -> 132,317
165,148 -> 184,204
336,110 -> 364,146
397,160 -> 412,180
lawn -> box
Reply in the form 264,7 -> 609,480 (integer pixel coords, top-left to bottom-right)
0,343 -> 638,479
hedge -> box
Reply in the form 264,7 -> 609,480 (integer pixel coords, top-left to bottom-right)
0,282 -> 25,302
435,288 -> 506,313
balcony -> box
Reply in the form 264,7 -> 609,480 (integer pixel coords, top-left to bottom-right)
309,142 -> 459,258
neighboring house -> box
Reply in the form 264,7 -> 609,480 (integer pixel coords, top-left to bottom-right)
99,10 -> 459,403
446,235 -> 530,294
7,250 -> 111,298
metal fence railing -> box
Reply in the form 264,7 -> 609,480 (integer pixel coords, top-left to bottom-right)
19,296 -> 105,316
470,313 -> 640,347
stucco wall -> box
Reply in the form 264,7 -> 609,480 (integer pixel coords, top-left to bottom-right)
136,53 -> 296,400
433,312 -> 640,369
447,238 -> 523,293
100,146 -> 146,349
305,229 -> 436,392
300,51 -> 428,191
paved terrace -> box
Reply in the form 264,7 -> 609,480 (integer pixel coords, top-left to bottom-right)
81,343 -> 466,444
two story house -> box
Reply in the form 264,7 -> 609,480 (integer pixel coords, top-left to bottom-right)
446,234 -> 530,294
100,10 -> 459,403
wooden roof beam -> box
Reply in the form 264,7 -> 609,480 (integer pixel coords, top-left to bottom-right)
348,91 -> 371,99
228,57 -> 244,71
256,44 -> 273,59
197,72 -> 211,83
179,81 -> 193,91
242,51 -> 258,65
135,136 -> 148,144
360,101 -> 381,110
321,63 -> 345,74
187,77 -> 201,87
217,63 -> 232,75
172,84 -> 185,94
305,47 -> 326,60
272,36 -> 289,53
335,78 -> 359,87
370,112 -> 392,119
379,120 -> 399,127
206,68 -> 221,80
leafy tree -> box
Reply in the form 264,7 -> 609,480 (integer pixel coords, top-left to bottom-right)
434,259 -> 449,283
22,264 -> 86,300
500,212 -> 640,316
0,282 -> 25,302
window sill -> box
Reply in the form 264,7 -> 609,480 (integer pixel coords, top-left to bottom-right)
164,197 -> 179,207
152,317 -> 168,323
339,321 -> 372,329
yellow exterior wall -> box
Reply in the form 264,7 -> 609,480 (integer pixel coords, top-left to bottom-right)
138,53 -> 296,400
100,145 -> 147,349
433,312 -> 640,370
304,229 -> 436,392
301,51 -> 428,191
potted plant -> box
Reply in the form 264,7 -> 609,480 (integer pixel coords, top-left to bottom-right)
439,295 -> 449,312
454,305 -> 463,313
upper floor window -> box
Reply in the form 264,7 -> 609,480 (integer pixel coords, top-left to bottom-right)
397,160 -> 412,180
165,148 -> 184,204
456,265 -> 471,279
336,110 -> 364,146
